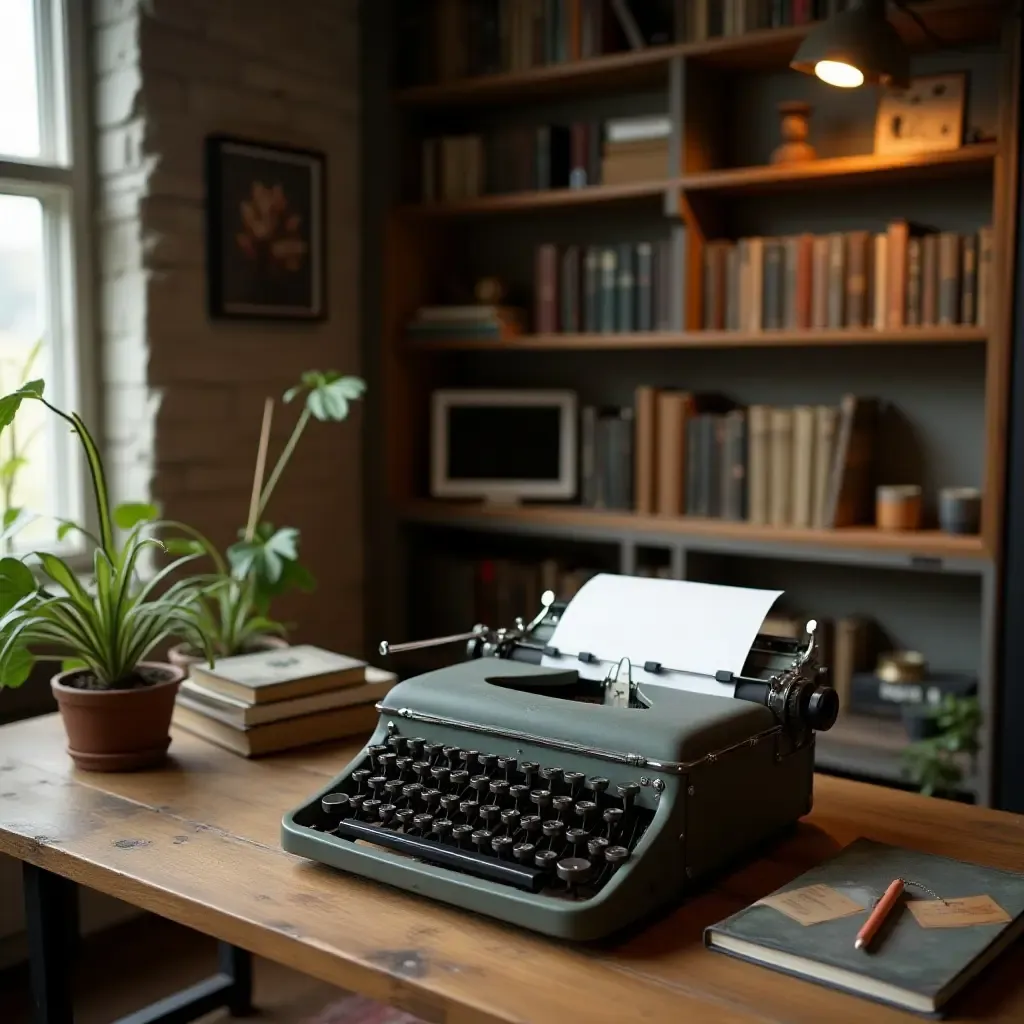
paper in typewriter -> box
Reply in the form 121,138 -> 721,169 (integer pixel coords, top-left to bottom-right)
540,574 -> 783,697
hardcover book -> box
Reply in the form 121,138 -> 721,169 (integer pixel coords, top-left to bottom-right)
706,838 -> 1024,1016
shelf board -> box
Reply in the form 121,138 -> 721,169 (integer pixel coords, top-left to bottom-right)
400,501 -> 988,566
396,179 -> 668,219
680,144 -> 999,197
393,1 -> 1002,109
408,326 -> 987,353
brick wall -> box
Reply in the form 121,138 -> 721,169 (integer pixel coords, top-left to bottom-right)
92,0 -> 363,653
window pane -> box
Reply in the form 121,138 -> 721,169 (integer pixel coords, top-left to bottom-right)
0,193 -> 54,548
0,0 -> 41,159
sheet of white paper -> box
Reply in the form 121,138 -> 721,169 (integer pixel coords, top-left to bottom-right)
540,574 -> 784,698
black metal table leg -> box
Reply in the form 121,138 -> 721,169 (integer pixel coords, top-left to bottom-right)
219,942 -> 254,1016
23,862 -> 76,1024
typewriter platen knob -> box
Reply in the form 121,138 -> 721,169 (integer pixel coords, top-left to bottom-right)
806,684 -> 839,732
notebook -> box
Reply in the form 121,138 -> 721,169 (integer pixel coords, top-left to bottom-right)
189,645 -> 367,704
705,838 -> 1024,1016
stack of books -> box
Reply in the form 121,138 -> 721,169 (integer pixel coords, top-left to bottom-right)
172,645 -> 396,757
406,305 -> 525,342
601,115 -> 671,185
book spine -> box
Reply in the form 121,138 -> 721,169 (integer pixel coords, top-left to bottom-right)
769,407 -> 793,527
811,235 -> 829,330
588,118 -> 602,185
725,243 -> 741,331
685,412 -> 702,514
584,246 -> 601,331
559,245 -> 581,332
790,405 -> 815,528
872,232 -> 888,329
616,243 -> 635,332
569,121 -> 588,188
722,409 -> 747,521
978,225 -> 993,327
938,232 -> 961,325
747,237 -> 764,332
794,233 -> 813,330
634,385 -> 657,514
703,243 -> 716,330
580,405 -> 597,506
845,230 -> 869,328
812,404 -> 837,528
747,404 -> 770,525
535,125 -> 551,187
656,393 -> 684,516
762,240 -> 783,330
961,232 -> 978,325
826,232 -> 845,329
655,239 -> 672,331
535,244 -> 559,332
905,236 -> 922,327
704,415 -> 723,518
921,233 -> 938,326
887,220 -> 908,329
600,247 -> 617,332
636,242 -> 653,332
782,236 -> 798,330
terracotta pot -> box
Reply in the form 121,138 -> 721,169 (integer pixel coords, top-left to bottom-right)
167,634 -> 289,669
51,663 -> 185,772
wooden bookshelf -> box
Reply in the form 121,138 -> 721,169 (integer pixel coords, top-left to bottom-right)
408,326 -> 988,353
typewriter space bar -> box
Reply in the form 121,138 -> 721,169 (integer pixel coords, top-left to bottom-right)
335,820 -> 544,893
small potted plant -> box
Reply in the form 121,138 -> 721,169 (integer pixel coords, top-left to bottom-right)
0,380 -> 214,771
901,694 -> 981,799
164,370 -> 365,666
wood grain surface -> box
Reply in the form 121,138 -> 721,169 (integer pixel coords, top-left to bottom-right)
1,714 -> 1022,1024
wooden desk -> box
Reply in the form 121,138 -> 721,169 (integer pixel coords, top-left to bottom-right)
1,714 -> 1023,1024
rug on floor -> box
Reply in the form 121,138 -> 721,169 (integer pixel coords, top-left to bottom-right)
304,995 -> 427,1024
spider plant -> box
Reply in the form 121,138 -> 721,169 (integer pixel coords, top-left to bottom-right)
0,380 -> 215,689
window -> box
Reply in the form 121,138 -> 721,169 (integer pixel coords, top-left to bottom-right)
0,0 -> 93,553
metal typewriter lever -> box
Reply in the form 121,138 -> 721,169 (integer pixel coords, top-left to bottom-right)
379,625 -> 489,657
796,619 -> 818,668
604,658 -> 633,708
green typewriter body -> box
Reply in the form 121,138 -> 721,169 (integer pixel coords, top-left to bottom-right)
281,600 -> 837,941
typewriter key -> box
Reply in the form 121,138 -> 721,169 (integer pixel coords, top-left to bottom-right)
422,788 -> 442,810
552,795 -> 573,820
368,776 -> 387,797
442,745 -> 461,765
616,782 -> 640,811
393,757 -> 413,777
378,753 -> 397,775
409,738 -> 427,759
513,842 -> 537,864
500,809 -> 522,833
367,745 -> 387,770
540,766 -> 564,791
530,789 -> 552,813
401,782 -> 423,805
386,735 -> 405,755
422,742 -> 442,762
479,753 -> 499,772
469,774 -> 490,795
603,807 -> 623,835
459,799 -> 479,823
451,823 -> 474,847
413,813 -> 434,834
575,800 -> 598,825
394,808 -> 415,829
430,766 -> 451,788
605,845 -> 629,869
556,856 -> 594,891
585,776 -> 609,795
542,820 -> 566,845
534,849 -> 559,872
489,780 -> 510,802
471,828 -> 494,852
587,836 -> 609,860
440,793 -> 461,815
479,805 -> 501,827
459,750 -> 479,770
432,819 -> 453,841
449,769 -> 469,791
349,793 -> 366,811
564,771 -> 585,797
497,756 -> 517,780
362,798 -> 382,820
566,827 -> 589,850
412,761 -> 431,781
520,814 -> 542,836
378,803 -> 397,825
519,761 -> 539,785
351,769 -> 371,793
492,836 -> 515,859
385,779 -> 405,800
321,792 -> 350,816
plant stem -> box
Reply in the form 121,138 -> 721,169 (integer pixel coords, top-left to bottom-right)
246,398 -> 274,542
256,405 -> 311,520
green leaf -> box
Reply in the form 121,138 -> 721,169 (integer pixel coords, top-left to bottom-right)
0,456 -> 27,485
56,520 -> 78,542
164,537 -> 205,556
284,371 -> 366,422
0,644 -> 33,688
0,557 -> 37,608
283,385 -> 302,403
61,658 -> 88,674
0,507 -> 33,544
113,502 -> 159,530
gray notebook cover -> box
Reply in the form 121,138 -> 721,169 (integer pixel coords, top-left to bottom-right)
705,838 -> 1024,1016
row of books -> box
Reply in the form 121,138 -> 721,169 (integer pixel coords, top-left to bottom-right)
172,646 -> 397,757
702,226 -> 994,333
684,0 -> 839,42
535,241 -> 675,334
406,304 -> 526,342
420,114 -> 671,201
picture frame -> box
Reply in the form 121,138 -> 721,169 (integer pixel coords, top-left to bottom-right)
205,134 -> 326,321
873,73 -> 967,158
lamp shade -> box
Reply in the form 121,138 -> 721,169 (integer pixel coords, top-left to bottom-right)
790,0 -> 911,89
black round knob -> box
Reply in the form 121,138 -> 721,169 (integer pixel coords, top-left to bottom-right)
575,800 -> 597,822
501,809 -> 522,832
442,745 -> 461,764
440,793 -> 461,815
413,813 -> 434,833
519,761 -> 539,783
348,793 -> 366,811
408,738 -> 426,758
366,745 -> 387,768
385,779 -> 405,799
459,750 -> 479,769
492,836 -> 515,859
513,841 -> 536,864
616,782 -> 640,808
451,823 -> 474,847
351,769 -> 371,790
556,856 -> 594,886
509,784 -> 530,808
479,805 -> 501,827
552,795 -> 573,819
449,770 -> 469,790
432,819 -> 453,840
378,753 -> 397,775
412,761 -> 431,781
807,684 -> 839,731
585,776 -> 609,795
422,742 -> 442,761
479,753 -> 499,771
321,792 -> 350,815
421,788 -> 441,809
459,799 -> 479,822
378,803 -> 397,824
530,789 -> 552,812
563,771 -> 585,795
542,820 -> 565,842
603,807 -> 623,834
368,775 -> 387,796
534,849 -> 559,871
386,735 -> 405,755
394,807 -> 415,828
540,766 -> 564,789
402,782 -> 423,804
430,766 -> 451,788
497,756 -> 518,778
393,757 -> 413,777
490,780 -> 511,801
565,827 -> 589,849
587,836 -> 609,860
470,774 -> 490,795
605,845 -> 629,867
362,798 -> 382,819
471,828 -> 494,851
520,814 -> 542,835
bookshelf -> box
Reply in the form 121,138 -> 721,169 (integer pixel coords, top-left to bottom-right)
364,0 -> 1019,807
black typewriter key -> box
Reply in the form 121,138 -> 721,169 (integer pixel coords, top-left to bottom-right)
519,761 -> 539,786
534,849 -> 559,872
459,799 -> 480,824
401,782 -> 423,806
616,782 -> 640,811
393,757 -> 413,777
585,776 -> 609,796
409,738 -> 426,759
451,823 -> 474,848
575,800 -> 598,826
552,795 -> 573,821
459,749 -> 478,770
530,789 -> 552,814
605,845 -> 629,870
520,814 -> 542,836
489,779 -> 510,803
565,827 -> 589,851
492,836 -> 515,860
479,753 -> 499,773
542,820 -> 565,847
378,803 -> 397,825
412,761 -> 431,782
366,744 -> 387,769
362,798 -> 382,820
368,775 -> 387,797
386,735 -> 405,755
432,819 -> 453,842
497,756 -> 517,780
587,836 -> 609,860
385,779 -> 405,800
321,792 -> 350,816
479,804 -> 501,828
469,774 -> 490,796
440,793 -> 461,816
422,742 -> 442,763
413,813 -> 434,834
564,771 -> 585,797
351,769 -> 371,793
556,856 -> 594,895
513,842 -> 537,864
442,745 -> 461,765
449,769 -> 469,792
603,807 -> 624,837
509,784 -> 530,809
378,752 -> 397,776
394,807 -> 415,829
539,766 -> 564,791
500,809 -> 522,834
471,828 -> 494,852
430,766 -> 451,789
422,788 -> 442,810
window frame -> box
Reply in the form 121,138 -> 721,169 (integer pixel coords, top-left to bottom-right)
0,0 -> 98,561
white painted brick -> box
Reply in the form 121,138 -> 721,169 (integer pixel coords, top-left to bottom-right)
101,270 -> 149,338
100,217 -> 143,278
104,384 -> 160,443
95,17 -> 141,74
96,121 -> 152,177
102,333 -> 150,386
94,68 -> 143,127
93,0 -> 140,28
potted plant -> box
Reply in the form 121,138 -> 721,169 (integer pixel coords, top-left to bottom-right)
901,694 -> 981,799
0,380 -> 214,771
164,369 -> 365,666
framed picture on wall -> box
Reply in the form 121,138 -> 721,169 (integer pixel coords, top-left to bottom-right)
205,135 -> 326,320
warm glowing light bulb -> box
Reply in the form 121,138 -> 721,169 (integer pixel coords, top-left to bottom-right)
814,60 -> 864,88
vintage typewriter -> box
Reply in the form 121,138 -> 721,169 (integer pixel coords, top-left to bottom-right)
282,579 -> 839,940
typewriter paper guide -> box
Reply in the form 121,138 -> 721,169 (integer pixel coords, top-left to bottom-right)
540,574 -> 784,697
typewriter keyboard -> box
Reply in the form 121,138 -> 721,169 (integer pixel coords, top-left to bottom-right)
314,737 -> 655,899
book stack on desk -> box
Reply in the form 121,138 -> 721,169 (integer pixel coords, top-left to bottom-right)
172,645 -> 395,757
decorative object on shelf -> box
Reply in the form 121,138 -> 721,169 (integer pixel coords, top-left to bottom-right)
902,694 -> 981,797
205,135 -> 326,320
771,102 -> 816,165
875,484 -> 922,531
474,276 -> 507,305
790,0 -> 910,90
164,371 -> 366,666
939,486 -> 982,535
0,380 -> 216,771
874,73 -> 967,157
876,650 -> 927,684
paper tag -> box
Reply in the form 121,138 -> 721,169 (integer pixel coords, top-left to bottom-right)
908,895 -> 1011,929
757,884 -> 866,926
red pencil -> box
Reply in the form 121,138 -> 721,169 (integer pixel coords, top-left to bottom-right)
856,879 -> 905,950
